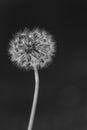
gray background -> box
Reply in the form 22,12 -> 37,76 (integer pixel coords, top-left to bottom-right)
0,0 -> 87,130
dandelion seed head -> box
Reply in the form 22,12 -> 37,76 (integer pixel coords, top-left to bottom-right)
8,28 -> 56,70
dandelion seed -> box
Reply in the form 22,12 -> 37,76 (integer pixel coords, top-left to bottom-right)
8,28 -> 56,70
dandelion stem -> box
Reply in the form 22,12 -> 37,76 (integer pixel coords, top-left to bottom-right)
27,67 -> 39,130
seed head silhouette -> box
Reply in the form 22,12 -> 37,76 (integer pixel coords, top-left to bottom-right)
8,27 -> 56,130
8,28 -> 56,70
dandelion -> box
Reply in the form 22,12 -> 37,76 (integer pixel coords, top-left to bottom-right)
8,27 -> 56,130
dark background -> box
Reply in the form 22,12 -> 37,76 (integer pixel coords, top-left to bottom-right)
0,0 -> 87,129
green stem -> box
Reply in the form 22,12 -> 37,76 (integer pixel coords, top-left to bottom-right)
27,67 -> 39,130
